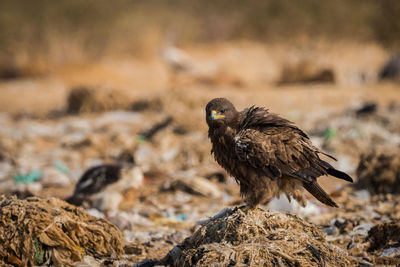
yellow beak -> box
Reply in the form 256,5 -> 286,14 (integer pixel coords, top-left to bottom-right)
211,110 -> 225,120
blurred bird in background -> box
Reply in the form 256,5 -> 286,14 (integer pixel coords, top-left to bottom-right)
66,163 -> 143,211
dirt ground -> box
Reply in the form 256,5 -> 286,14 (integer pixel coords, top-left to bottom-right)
0,41 -> 400,266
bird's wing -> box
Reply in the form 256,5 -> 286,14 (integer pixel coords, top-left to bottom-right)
235,106 -> 340,180
235,106 -> 353,207
234,127 -> 327,182
238,106 -> 309,139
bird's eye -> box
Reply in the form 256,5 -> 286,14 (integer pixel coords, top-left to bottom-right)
220,109 -> 226,114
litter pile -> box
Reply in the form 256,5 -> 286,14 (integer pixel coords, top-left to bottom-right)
310,102 -> 400,160
0,63 -> 399,266
367,221 -> 400,265
277,59 -> 335,85
67,85 -> 133,114
161,207 -> 356,266
0,196 -> 124,266
356,149 -> 400,194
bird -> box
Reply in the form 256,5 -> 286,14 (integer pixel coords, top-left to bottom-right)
205,98 -> 353,209
65,163 -> 143,211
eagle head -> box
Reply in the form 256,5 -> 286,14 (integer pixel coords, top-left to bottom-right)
206,98 -> 238,128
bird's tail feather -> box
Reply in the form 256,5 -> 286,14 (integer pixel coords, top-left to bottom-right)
303,182 -> 338,208
320,160 -> 354,182
327,168 -> 353,182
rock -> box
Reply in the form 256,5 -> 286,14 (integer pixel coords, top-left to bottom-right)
0,196 -> 124,266
161,207 -> 357,266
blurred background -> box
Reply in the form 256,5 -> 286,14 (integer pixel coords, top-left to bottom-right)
0,1 -> 400,264
0,0 -> 400,113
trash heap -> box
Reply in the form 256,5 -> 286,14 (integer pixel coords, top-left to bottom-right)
0,196 -> 124,266
161,207 -> 356,267
356,149 -> 400,194
367,221 -> 400,265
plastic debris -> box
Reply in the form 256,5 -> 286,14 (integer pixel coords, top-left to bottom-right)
54,160 -> 70,174
13,170 -> 43,184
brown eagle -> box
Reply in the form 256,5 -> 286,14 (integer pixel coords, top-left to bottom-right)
206,98 -> 353,208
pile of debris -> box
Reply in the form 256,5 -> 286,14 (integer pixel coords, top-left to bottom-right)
0,196 -> 124,266
160,207 -> 356,266
67,85 -> 133,114
277,59 -> 335,85
367,221 -> 400,265
356,149 -> 400,194
310,102 -> 400,160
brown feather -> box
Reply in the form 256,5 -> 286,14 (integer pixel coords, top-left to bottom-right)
303,182 -> 338,207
